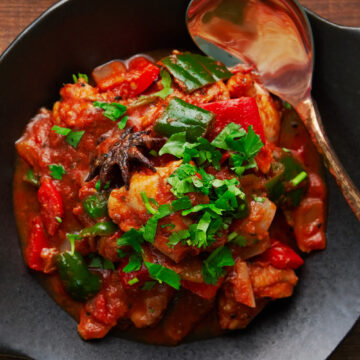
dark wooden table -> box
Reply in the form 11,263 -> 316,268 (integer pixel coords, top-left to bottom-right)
0,1 -> 359,359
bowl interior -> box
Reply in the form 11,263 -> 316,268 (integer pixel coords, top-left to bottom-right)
0,1 -> 359,359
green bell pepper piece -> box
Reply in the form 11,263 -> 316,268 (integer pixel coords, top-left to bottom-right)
154,97 -> 215,142
57,251 -> 101,302
161,53 -> 232,93
79,221 -> 118,237
265,155 -> 307,208
83,193 -> 108,219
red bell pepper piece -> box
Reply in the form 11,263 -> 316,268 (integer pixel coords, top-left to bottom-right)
25,216 -> 50,271
97,56 -> 160,98
200,97 -> 265,141
181,278 -> 224,300
256,239 -> 304,269
118,260 -> 151,290
37,178 -> 63,236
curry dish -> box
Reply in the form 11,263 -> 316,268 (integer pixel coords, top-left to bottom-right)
14,51 -> 326,344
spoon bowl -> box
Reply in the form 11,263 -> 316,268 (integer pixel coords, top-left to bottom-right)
187,0 -> 360,219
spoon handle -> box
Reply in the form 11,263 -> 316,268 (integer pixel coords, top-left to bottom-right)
297,99 -> 360,221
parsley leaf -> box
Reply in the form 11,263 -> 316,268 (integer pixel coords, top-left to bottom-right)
202,246 -> 234,284
93,101 -> 127,121
51,125 -> 72,136
66,130 -> 85,148
128,277 -> 139,285
144,262 -> 180,290
49,164 -> 66,180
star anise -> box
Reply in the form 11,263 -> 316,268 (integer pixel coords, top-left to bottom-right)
86,127 -> 163,189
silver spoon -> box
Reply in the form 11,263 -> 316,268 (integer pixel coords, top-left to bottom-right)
186,0 -> 360,220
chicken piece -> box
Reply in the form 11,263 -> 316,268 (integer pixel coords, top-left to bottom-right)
97,231 -> 122,262
254,87 -> 281,143
249,263 -> 298,299
108,160 -> 181,231
218,289 -> 267,330
60,80 -> 99,101
233,198 -> 276,237
78,271 -> 128,340
40,247 -> 59,274
162,290 -> 214,344
15,110 -> 53,170
128,283 -> 174,328
227,72 -> 255,98
226,259 -> 255,308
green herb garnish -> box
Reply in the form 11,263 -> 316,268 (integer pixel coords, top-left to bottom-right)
93,101 -> 127,121
49,164 -> 66,180
144,262 -> 180,290
51,125 -> 72,136
202,246 -> 234,284
66,130 -> 85,148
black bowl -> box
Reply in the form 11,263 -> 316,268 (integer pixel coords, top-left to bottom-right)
0,1 -> 359,359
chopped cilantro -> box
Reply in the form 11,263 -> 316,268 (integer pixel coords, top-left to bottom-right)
66,130 -> 85,148
171,196 -> 192,212
117,228 -> 144,254
290,171 -> 308,187
118,115 -> 128,129
227,232 -> 247,247
93,101 -> 127,121
202,246 -> 234,284
159,132 -> 190,158
167,229 -> 190,247
55,216 -> 62,223
144,262 -> 180,290
141,191 -> 157,215
72,73 -> 88,83
24,168 -> 39,187
161,223 -> 176,230
127,277 -> 139,285
159,132 -> 221,169
51,125 -> 72,136
123,252 -> 142,273
253,196 -> 265,203
152,69 -> 173,99
143,204 -> 172,243
167,163 -> 197,197
49,164 -> 66,180
211,122 -> 246,151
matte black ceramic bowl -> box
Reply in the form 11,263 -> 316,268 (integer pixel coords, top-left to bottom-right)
0,1 -> 359,359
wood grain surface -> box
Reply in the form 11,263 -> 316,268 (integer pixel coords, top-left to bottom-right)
0,1 -> 359,359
